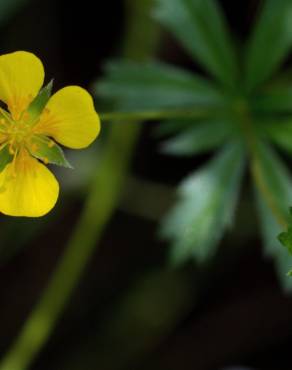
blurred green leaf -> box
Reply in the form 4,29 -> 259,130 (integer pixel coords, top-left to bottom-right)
245,0 -> 292,91
0,0 -> 29,24
154,118 -> 196,137
257,194 -> 292,290
96,60 -> 225,111
155,0 -> 238,87
253,142 -> 292,289
258,118 -> 292,155
160,119 -> 235,156
279,216 -> 292,254
161,142 -> 245,263
252,86 -> 292,114
254,142 -> 292,217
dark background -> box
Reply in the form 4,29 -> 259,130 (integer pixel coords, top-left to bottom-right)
0,1 -> 291,369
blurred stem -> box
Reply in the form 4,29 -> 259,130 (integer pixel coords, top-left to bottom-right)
0,1 -> 159,370
100,108 -> 211,122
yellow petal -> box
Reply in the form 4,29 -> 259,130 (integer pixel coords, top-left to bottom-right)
0,150 -> 59,217
35,86 -> 100,149
0,51 -> 44,118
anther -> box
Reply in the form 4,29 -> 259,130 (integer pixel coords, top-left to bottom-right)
48,140 -> 54,148
43,157 -> 49,164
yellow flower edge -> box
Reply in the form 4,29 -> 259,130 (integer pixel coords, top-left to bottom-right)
0,51 -> 100,217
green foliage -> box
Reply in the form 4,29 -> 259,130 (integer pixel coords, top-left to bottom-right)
252,86 -> 292,114
97,0 -> 292,288
160,119 -> 235,156
254,142 -> 292,219
161,143 -> 245,263
278,209 -> 292,277
254,143 -> 292,290
0,0 -> 29,24
258,118 -> 292,154
279,220 -> 292,254
96,60 -> 225,110
155,0 -> 238,87
245,0 -> 292,92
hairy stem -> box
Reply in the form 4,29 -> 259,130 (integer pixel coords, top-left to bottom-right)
0,1 -> 159,369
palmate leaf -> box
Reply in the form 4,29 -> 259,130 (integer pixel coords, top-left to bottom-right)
254,142 -> 292,290
245,0 -> 292,91
257,118 -> 292,155
161,142 -> 245,264
252,86 -> 292,114
254,142 -> 292,214
155,0 -> 238,87
154,118 -> 197,137
160,119 -> 235,156
96,60 -> 225,111
257,194 -> 292,290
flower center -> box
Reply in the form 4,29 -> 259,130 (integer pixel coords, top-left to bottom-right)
0,110 -> 34,155
8,121 -> 31,142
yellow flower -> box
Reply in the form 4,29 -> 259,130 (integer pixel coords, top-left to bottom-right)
0,51 -> 100,217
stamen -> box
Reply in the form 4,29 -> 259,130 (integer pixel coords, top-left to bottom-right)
9,141 -> 15,155
43,157 -> 49,164
10,147 -> 19,178
48,140 -> 55,148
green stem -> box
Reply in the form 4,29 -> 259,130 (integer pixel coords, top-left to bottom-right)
100,108 -> 210,122
0,1 -> 159,370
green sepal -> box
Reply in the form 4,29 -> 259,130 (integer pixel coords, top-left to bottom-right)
27,80 -> 53,121
29,135 -> 73,168
0,145 -> 13,172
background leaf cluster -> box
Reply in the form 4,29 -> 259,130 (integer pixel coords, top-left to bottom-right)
96,0 -> 292,290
